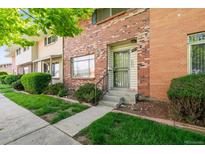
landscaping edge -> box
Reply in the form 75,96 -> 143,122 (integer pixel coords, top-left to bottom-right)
13,89 -> 92,107
113,110 -> 205,135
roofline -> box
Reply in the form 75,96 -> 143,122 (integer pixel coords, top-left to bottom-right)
0,63 -> 12,66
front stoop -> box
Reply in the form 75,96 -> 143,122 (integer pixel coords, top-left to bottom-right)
99,88 -> 137,108
54,105 -> 113,137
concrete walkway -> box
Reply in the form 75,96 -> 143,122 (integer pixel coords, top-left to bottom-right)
54,105 -> 113,137
0,94 -> 80,145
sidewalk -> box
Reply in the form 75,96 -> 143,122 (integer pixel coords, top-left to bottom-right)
0,94 -> 80,145
54,105 -> 113,137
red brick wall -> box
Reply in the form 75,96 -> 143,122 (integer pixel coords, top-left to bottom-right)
150,8 -> 205,100
64,9 -> 150,96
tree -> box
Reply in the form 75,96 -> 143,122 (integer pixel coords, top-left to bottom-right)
0,8 -> 94,47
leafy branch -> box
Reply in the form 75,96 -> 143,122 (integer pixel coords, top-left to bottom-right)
0,8 -> 94,47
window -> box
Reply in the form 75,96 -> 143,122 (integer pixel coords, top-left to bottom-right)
112,8 -> 127,15
23,66 -> 29,74
92,8 -> 128,23
189,32 -> 205,74
43,63 -> 50,73
16,48 -> 21,55
23,47 -> 29,52
72,54 -> 95,78
44,36 -> 58,46
96,8 -> 111,22
52,62 -> 60,78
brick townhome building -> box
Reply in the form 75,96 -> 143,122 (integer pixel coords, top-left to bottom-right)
5,8 -> 205,105
63,8 -> 150,105
64,8 -> 205,105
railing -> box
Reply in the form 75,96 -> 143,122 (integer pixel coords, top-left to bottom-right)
94,71 -> 109,105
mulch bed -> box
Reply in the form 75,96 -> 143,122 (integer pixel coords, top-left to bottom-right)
118,100 -> 172,120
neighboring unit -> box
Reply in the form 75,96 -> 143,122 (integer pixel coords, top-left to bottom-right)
7,45 -> 37,74
6,36 -> 64,83
33,36 -> 64,83
0,63 -> 12,74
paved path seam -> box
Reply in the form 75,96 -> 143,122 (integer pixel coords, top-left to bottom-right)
5,124 -> 49,145
0,93 -> 81,145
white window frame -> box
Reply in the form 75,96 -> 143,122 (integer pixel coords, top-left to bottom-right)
44,36 -> 58,46
188,32 -> 205,74
23,66 -> 29,74
71,54 -> 95,78
43,62 -> 50,73
96,8 -> 127,23
23,47 -> 30,52
51,62 -> 60,78
16,48 -> 21,56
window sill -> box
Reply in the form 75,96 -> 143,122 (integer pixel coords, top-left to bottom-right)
44,41 -> 56,47
96,11 -> 127,25
52,77 -> 60,80
71,77 -> 95,80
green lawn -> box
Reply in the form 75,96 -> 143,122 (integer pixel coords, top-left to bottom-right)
0,84 -> 89,124
0,84 -> 13,93
76,112 -> 205,145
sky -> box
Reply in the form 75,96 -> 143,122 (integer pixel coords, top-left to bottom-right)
0,46 -> 12,65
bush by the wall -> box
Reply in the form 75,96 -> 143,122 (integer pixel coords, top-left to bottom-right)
0,72 -> 8,76
74,83 -> 102,104
58,88 -> 69,97
4,74 -> 22,85
11,79 -> 24,91
167,74 -> 205,126
0,75 -> 8,84
45,83 -> 65,95
21,72 -> 51,94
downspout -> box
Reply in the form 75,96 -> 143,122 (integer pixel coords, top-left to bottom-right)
62,37 -> 64,84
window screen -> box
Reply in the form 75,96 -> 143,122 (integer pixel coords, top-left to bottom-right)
189,32 -> 205,74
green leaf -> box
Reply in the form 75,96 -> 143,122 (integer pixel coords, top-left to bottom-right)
0,8 -> 94,47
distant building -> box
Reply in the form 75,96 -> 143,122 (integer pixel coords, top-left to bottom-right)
0,63 -> 12,74
6,35 -> 63,83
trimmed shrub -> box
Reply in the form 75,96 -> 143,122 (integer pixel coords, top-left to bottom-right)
21,72 -> 51,94
58,88 -> 69,97
11,79 -> 24,91
0,75 -> 8,84
45,83 -> 65,95
167,74 -> 205,126
74,83 -> 102,104
0,72 -> 8,76
4,74 -> 22,85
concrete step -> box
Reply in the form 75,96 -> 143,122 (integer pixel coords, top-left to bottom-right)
111,88 -> 128,91
107,90 -> 136,103
99,100 -> 119,108
103,95 -> 120,102
108,89 -> 136,96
